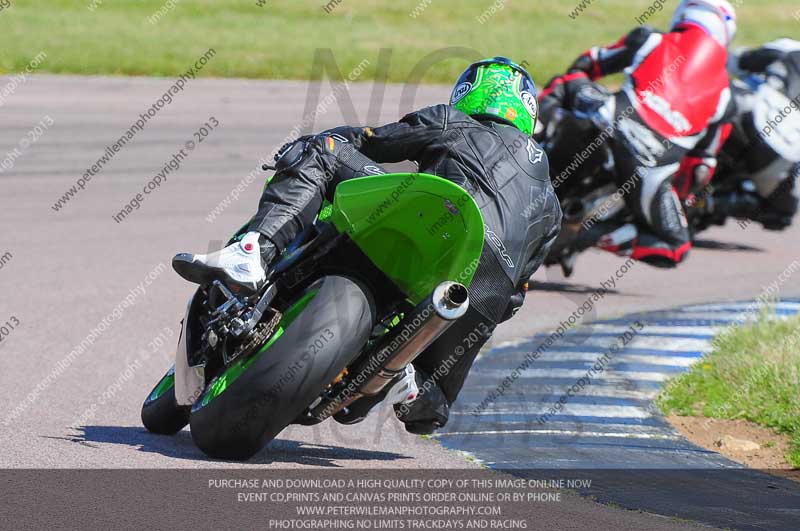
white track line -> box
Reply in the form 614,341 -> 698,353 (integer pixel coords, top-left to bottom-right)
683,302 -> 800,312
621,336 -> 711,351
498,336 -> 710,352
653,311 -> 762,322
478,368 -> 672,382
587,324 -> 718,336
435,429 -> 682,440
464,386 -> 660,401
507,351 -> 700,367
458,404 -> 652,418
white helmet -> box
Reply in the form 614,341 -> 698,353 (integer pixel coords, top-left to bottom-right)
671,0 -> 737,48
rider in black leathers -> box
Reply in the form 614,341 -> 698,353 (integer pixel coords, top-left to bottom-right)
173,57 -> 562,434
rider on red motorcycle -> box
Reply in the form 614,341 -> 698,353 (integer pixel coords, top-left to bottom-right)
540,0 -> 737,267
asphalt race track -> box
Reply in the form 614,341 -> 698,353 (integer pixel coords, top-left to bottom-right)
1,75 -> 799,529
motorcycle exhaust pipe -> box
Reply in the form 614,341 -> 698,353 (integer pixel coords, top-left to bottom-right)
309,281 -> 469,421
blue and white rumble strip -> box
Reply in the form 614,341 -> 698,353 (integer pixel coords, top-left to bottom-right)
434,299 -> 800,470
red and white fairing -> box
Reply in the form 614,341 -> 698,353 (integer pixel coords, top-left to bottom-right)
625,25 -> 730,143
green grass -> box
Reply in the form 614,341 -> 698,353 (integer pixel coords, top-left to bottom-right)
0,1 -> 798,85
657,313 -> 800,467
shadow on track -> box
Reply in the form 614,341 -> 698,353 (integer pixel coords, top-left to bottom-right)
693,239 -> 765,252
54,426 -> 411,466
531,281 -> 625,295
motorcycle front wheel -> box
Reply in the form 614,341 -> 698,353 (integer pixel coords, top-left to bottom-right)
141,366 -> 191,435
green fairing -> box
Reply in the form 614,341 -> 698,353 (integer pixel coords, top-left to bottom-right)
191,173 -> 484,407
147,367 -> 175,403
329,173 -> 484,303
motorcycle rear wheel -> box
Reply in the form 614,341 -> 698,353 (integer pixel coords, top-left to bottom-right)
189,275 -> 375,460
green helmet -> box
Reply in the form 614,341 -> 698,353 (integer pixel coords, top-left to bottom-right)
450,57 -> 539,136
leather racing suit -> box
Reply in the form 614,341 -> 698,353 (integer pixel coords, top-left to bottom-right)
721,39 -> 800,229
248,104 -> 562,432
540,24 -> 734,267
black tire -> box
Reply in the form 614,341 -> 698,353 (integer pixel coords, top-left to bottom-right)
141,369 -> 191,435
189,275 -> 374,460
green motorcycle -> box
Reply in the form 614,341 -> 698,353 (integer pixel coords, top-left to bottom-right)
141,173 -> 484,460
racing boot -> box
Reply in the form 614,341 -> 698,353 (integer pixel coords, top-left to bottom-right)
394,368 -> 450,435
172,231 -> 276,294
598,223 -> 690,268
595,223 -> 637,256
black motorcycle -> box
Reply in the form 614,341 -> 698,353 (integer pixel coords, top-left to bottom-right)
535,85 -> 633,276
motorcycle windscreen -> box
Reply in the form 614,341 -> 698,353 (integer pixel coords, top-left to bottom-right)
330,173 -> 484,304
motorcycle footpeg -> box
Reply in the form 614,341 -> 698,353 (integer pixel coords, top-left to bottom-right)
332,398 -> 381,425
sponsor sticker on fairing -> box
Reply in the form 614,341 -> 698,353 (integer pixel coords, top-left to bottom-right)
639,89 -> 691,133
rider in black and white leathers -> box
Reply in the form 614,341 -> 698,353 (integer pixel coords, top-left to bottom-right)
173,75 -> 562,434
719,39 -> 800,229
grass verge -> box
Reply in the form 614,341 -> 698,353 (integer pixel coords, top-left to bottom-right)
657,312 -> 800,468
0,1 -> 798,84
